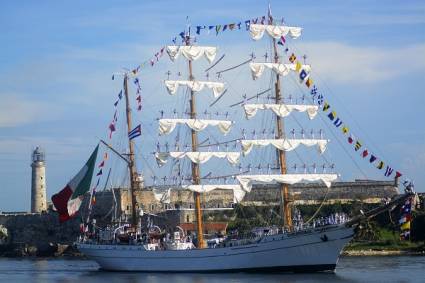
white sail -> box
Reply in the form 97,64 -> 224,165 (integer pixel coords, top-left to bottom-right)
236,174 -> 338,192
249,62 -> 311,80
249,24 -> 302,41
164,80 -> 225,98
183,184 -> 246,203
166,46 -> 217,63
152,184 -> 246,204
241,139 -> 328,156
243,103 -> 319,120
155,152 -> 240,167
159,119 -> 233,136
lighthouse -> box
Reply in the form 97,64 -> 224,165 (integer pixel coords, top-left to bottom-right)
31,146 -> 47,213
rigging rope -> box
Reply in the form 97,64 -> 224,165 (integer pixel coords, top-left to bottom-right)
204,54 -> 226,72
303,186 -> 331,224
216,58 -> 252,75
209,89 -> 228,107
229,88 -> 272,107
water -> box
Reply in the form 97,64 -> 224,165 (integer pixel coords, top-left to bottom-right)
0,256 -> 423,283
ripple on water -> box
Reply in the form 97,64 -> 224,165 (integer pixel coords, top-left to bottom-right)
0,256 -> 424,283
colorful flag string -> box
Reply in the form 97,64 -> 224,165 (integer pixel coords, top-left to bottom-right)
134,78 -> 142,111
126,16 -> 265,77
399,196 -> 415,241
116,16 -> 408,183
280,48 -> 404,180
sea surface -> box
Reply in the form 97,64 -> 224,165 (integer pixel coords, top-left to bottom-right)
0,256 -> 423,283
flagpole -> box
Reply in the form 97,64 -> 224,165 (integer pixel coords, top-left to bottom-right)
269,6 -> 293,230
185,31 -> 205,249
123,75 -> 139,227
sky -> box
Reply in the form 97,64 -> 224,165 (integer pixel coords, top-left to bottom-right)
0,0 -> 424,212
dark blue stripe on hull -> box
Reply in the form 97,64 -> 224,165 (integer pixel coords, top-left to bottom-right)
100,264 -> 336,273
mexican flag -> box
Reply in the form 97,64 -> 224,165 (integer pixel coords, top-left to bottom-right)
52,145 -> 99,223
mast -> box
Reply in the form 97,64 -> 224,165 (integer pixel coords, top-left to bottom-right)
185,34 -> 205,248
271,22 -> 292,230
123,75 -> 139,227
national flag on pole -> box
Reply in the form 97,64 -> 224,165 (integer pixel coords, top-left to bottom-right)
51,145 -> 99,223
128,124 -> 142,140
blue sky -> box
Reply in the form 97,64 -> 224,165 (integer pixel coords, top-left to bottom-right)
0,0 -> 424,211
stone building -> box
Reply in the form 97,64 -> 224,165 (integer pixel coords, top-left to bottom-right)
87,179 -> 399,230
242,180 -> 400,206
30,147 -> 47,213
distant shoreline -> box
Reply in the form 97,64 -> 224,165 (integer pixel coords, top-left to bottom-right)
343,249 -> 425,256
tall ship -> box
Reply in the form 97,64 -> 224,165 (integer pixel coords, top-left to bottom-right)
52,8 -> 414,272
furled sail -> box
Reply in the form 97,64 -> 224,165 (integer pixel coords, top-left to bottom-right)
249,62 -> 311,80
241,139 -> 328,156
249,24 -> 302,41
236,174 -> 338,192
183,184 -> 246,203
164,80 -> 225,98
152,184 -> 247,203
166,46 -> 217,63
159,119 -> 233,136
155,152 -> 240,167
243,103 -> 319,120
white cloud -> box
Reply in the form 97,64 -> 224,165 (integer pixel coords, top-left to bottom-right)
0,95 -> 62,127
295,42 -> 425,83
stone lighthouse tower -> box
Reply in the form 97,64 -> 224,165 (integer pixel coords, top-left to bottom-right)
31,146 -> 47,213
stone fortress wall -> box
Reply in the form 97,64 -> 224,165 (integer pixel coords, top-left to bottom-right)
0,180 -> 399,248
89,180 -> 399,219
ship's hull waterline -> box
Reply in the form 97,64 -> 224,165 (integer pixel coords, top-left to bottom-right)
77,224 -> 354,272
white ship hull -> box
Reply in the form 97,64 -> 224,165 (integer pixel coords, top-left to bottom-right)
78,224 -> 354,272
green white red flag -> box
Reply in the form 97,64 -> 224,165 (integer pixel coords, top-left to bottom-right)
52,145 -> 99,223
